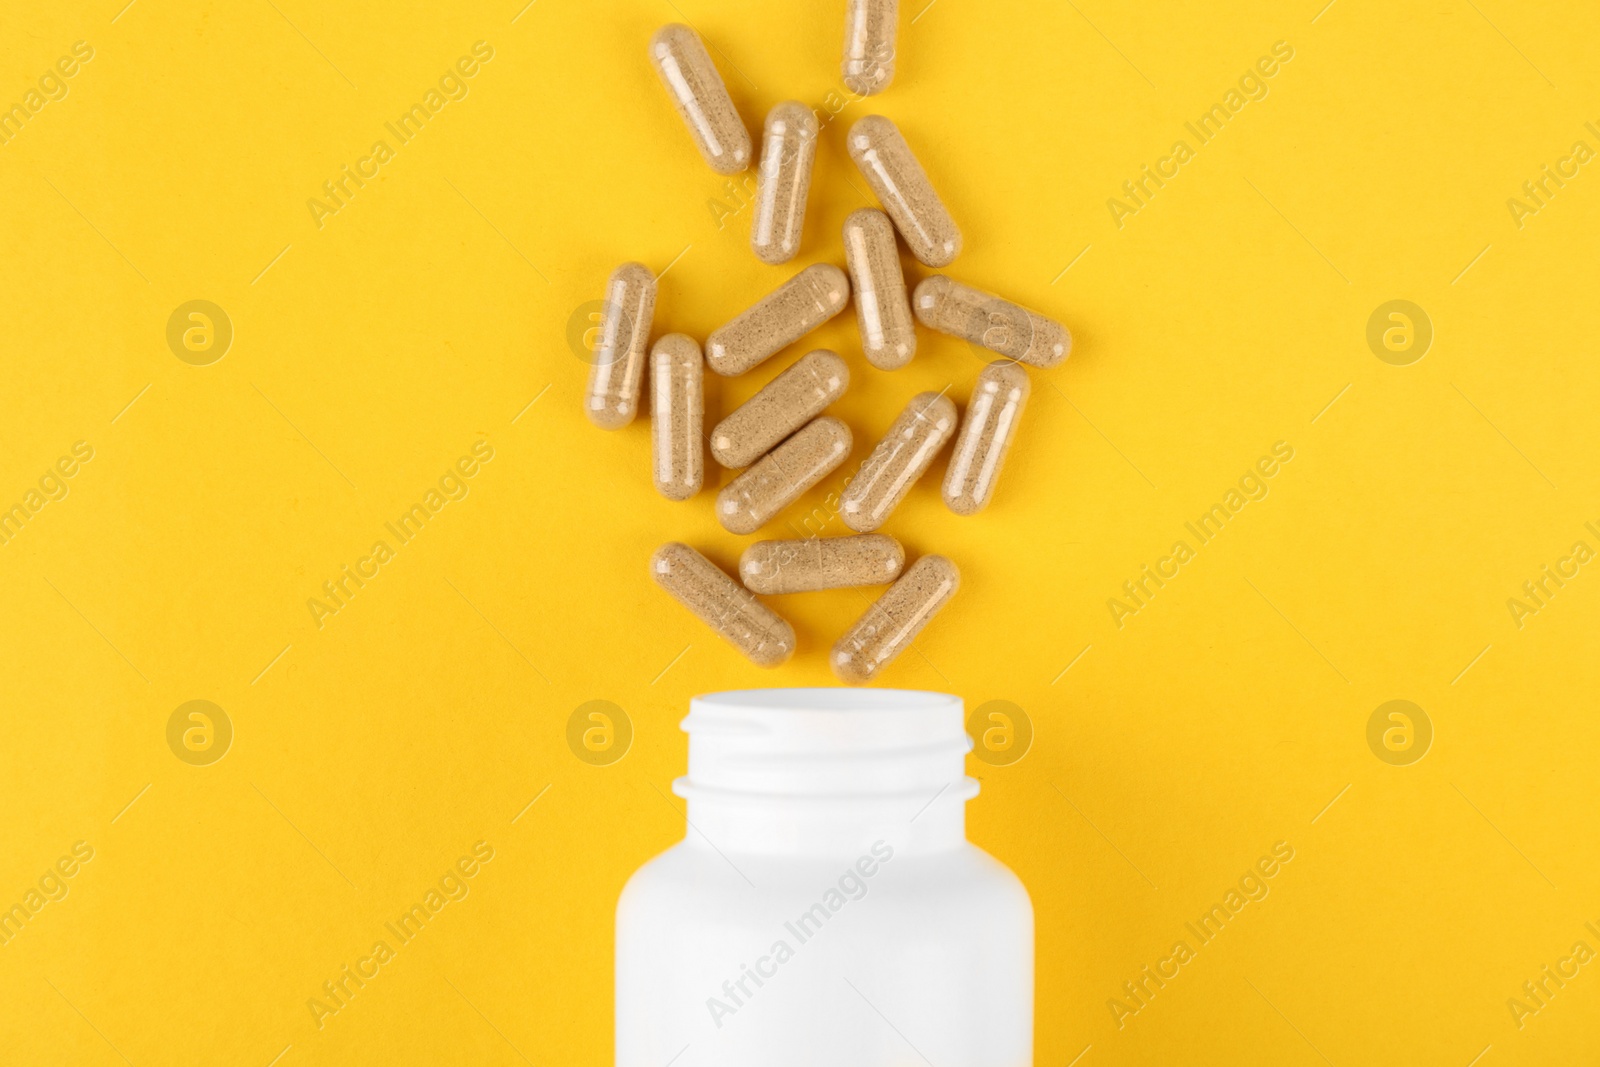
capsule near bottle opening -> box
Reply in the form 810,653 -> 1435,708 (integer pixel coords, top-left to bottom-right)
740,533 -> 905,594
650,543 -> 794,667
649,24 -> 751,175
913,275 -> 1071,368
650,334 -> 704,501
583,263 -> 657,430
847,115 -> 961,267
751,102 -> 818,265
843,208 -> 916,370
705,264 -> 851,377
833,555 -> 960,684
944,360 -> 1030,515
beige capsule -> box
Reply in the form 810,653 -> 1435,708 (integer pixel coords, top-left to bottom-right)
846,115 -> 960,267
751,102 -> 819,265
711,349 -> 848,469
716,416 -> 852,535
839,392 -> 958,533
843,208 -> 916,370
832,555 -> 959,685
649,24 -> 751,176
740,533 -> 904,594
651,543 -> 795,667
650,334 -> 704,500
912,275 -> 1071,368
583,262 -> 657,429
944,361 -> 1030,515
842,0 -> 898,95
705,263 -> 851,376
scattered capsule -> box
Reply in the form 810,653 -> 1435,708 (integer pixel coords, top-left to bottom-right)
705,263 -> 851,376
843,208 -> 916,370
846,115 -> 960,267
740,534 -> 905,594
583,263 -> 657,429
839,392 -> 958,533
912,275 -> 1070,368
716,416 -> 852,535
944,361 -> 1030,515
832,555 -> 959,684
651,543 -> 795,667
751,102 -> 819,265
711,349 -> 849,469
649,24 -> 751,175
650,334 -> 704,500
842,0 -> 898,95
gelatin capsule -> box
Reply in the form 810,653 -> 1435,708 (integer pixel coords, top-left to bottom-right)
711,349 -> 849,469
843,208 -> 916,370
944,361 -> 1030,515
716,416 -> 852,535
650,334 -> 704,500
651,542 -> 795,668
912,275 -> 1071,368
705,263 -> 851,377
751,102 -> 819,265
846,115 -> 961,267
842,0 -> 898,95
832,555 -> 959,685
649,24 -> 751,176
839,392 -> 958,533
740,533 -> 905,594
583,262 -> 657,429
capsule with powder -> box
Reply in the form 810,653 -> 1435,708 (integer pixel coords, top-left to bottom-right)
751,102 -> 819,265
740,533 -> 904,594
843,208 -> 916,370
651,543 -> 795,667
705,264 -> 851,376
583,263 -> 657,430
649,24 -> 751,176
650,334 -> 704,500
832,554 -> 960,684
839,392 -> 958,533
944,360 -> 1030,515
841,0 -> 898,95
711,349 -> 848,469
846,115 -> 961,267
716,416 -> 852,535
913,275 -> 1070,368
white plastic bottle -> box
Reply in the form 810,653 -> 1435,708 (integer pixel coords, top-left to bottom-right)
616,688 -> 1033,1067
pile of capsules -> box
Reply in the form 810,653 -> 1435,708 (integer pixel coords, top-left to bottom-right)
582,3 -> 1070,685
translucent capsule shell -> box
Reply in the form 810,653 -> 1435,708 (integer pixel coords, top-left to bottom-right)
841,0 -> 898,95
839,392 -> 958,533
651,543 -> 795,668
843,208 -> 916,370
832,555 -> 960,685
583,263 -> 657,429
740,534 -> 905,594
650,334 -> 704,500
944,360 -> 1030,515
705,263 -> 851,376
751,102 -> 819,265
912,275 -> 1071,368
649,24 -> 751,175
710,349 -> 849,469
716,416 -> 852,535
846,115 -> 961,267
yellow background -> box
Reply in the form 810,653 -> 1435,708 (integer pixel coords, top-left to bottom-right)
3,0 -> 1598,1063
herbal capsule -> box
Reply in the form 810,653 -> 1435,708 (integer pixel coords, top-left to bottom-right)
650,543 -> 795,667
716,416 -> 851,535
705,264 -> 851,377
751,102 -> 819,265
832,555 -> 959,684
944,361 -> 1030,515
649,24 -> 751,176
912,275 -> 1070,368
839,392 -> 957,533
843,208 -> 915,370
583,262 -> 657,429
841,0 -> 898,95
650,334 -> 704,500
710,349 -> 848,469
846,115 -> 960,267
740,534 -> 904,594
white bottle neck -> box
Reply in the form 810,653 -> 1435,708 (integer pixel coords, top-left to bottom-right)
681,780 -> 976,857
